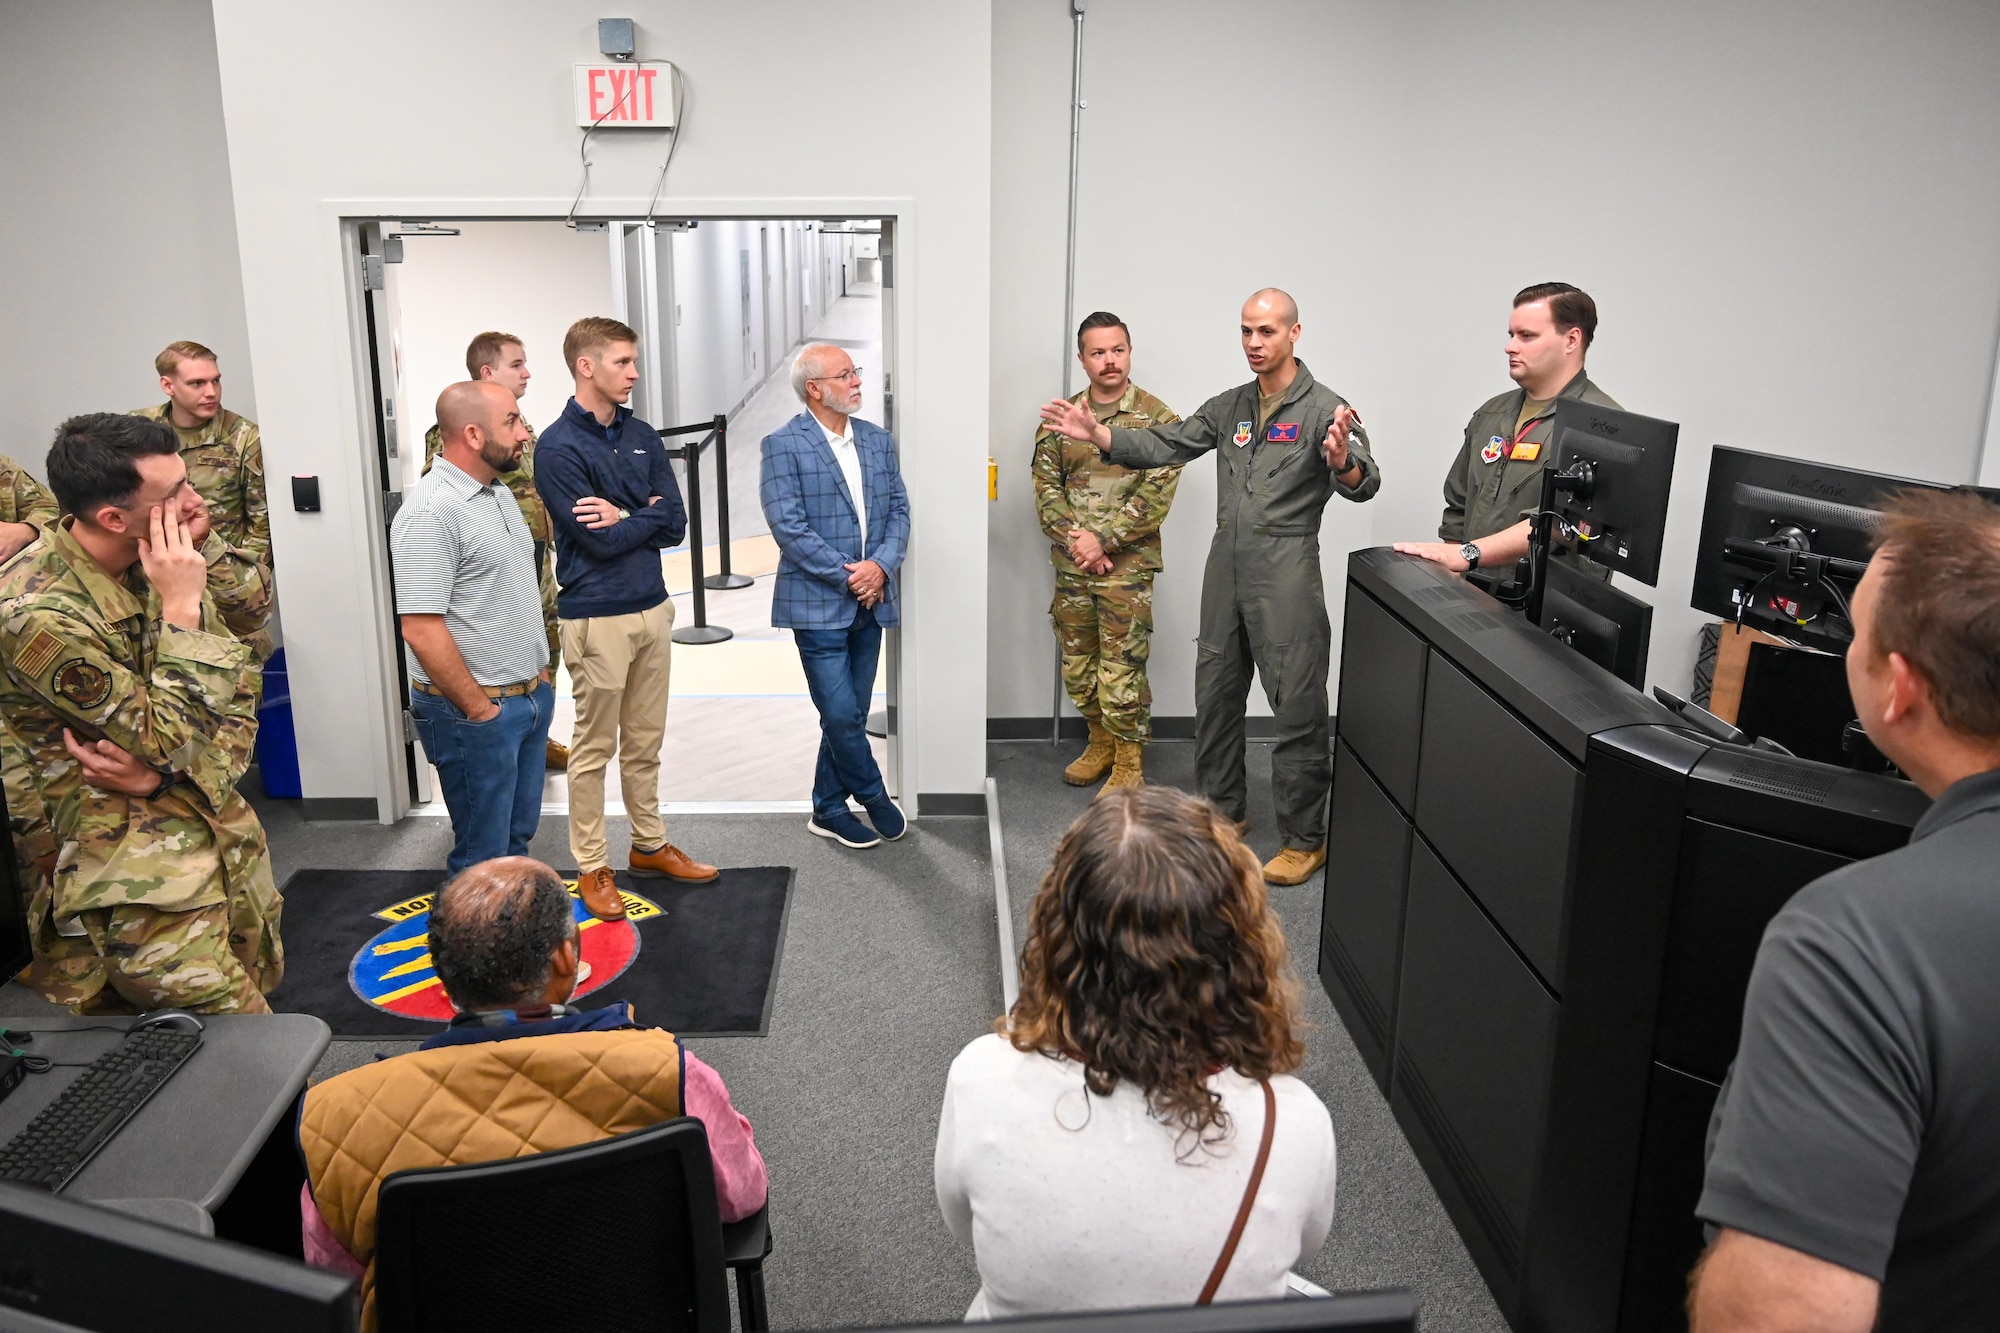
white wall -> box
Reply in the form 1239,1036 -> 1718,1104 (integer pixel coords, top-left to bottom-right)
208,1 -> 990,812
0,0 -> 255,477
988,0 -> 2000,722
391,222 -> 616,484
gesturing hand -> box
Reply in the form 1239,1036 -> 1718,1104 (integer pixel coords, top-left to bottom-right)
139,504 -> 208,628
1323,404 -> 1361,474
63,729 -> 164,797
574,496 -> 624,530
1039,399 -> 1108,451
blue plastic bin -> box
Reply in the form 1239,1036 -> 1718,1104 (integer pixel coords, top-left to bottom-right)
254,647 -> 302,799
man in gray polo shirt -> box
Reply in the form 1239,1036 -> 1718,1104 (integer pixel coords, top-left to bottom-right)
1691,488 -> 2000,1331
392,381 -> 553,875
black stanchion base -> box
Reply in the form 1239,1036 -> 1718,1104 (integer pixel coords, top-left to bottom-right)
703,573 -> 755,590
672,625 -> 735,645
866,708 -> 889,738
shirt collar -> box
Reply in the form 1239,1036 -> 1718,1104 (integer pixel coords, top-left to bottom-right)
1910,767 -> 2000,841
813,411 -> 854,448
428,457 -> 496,498
564,396 -> 631,440
49,519 -> 146,624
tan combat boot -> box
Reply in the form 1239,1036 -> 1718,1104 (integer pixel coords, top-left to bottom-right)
1098,739 -> 1144,795
1263,844 -> 1328,886
1063,721 -> 1116,786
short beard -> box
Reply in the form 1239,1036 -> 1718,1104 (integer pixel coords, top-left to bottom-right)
481,442 -> 522,474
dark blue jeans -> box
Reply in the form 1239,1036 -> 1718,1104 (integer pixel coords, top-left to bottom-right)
794,606 -> 888,821
410,680 -> 554,875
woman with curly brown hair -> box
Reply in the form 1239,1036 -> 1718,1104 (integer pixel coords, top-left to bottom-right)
934,785 -> 1336,1318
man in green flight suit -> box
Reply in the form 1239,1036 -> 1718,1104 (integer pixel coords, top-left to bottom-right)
0,455 -> 59,562
421,331 -> 569,773
1041,289 -> 1379,886
1393,282 -> 1621,575
132,340 -> 276,660
1034,311 -> 1183,793
0,413 -> 282,1013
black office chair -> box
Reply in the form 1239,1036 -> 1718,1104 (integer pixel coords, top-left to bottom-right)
373,1116 -> 770,1333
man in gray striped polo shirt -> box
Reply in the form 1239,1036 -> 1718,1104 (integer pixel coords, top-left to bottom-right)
392,381 -> 554,875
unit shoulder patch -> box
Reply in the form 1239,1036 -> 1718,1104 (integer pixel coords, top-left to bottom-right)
52,658 -> 111,709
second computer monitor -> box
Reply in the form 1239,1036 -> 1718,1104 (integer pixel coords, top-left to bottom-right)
1536,557 -> 1654,689
1546,400 -> 1680,586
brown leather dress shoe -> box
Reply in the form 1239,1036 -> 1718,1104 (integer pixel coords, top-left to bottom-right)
629,842 -> 720,884
545,738 -> 570,771
577,866 -> 626,920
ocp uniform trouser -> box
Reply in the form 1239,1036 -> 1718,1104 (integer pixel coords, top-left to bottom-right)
1194,524 -> 1332,850
1051,568 -> 1157,743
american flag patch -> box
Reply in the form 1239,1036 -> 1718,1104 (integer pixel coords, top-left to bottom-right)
1266,422 -> 1300,443
15,629 -> 61,680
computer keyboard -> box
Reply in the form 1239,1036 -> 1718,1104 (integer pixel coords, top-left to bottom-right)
0,1024 -> 202,1191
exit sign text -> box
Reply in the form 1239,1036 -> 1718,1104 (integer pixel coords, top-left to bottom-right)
573,63 -> 676,128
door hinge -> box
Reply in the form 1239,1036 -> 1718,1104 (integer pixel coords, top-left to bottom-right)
383,491 -> 403,525
362,255 -> 385,290
401,710 -> 418,744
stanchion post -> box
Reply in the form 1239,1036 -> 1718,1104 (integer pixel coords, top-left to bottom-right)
704,412 -> 752,590
672,429 -> 732,645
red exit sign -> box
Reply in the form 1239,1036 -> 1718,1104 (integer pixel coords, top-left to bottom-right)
573,62 -> 678,128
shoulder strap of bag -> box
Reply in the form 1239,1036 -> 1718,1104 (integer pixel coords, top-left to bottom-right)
1197,1078 -> 1277,1305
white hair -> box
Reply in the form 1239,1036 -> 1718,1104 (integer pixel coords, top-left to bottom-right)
789,344 -> 846,401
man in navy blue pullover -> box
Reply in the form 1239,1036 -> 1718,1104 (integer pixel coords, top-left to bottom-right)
534,316 -> 718,922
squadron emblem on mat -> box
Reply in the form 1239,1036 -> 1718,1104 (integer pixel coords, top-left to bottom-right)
348,883 -> 663,1020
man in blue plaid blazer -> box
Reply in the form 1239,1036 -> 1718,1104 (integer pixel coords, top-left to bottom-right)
760,344 -> 911,848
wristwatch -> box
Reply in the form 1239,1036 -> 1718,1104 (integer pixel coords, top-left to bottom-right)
1460,542 -> 1482,570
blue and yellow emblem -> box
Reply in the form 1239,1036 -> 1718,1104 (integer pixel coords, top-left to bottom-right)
1481,435 -> 1506,465
348,883 -> 662,1022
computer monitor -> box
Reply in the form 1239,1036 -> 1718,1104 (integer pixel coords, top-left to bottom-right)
0,1185 -> 358,1332
1690,446 -> 1963,654
1544,400 -> 1680,586
1535,557 -> 1654,688
839,1294 -> 1419,1333
1,781 -> 31,983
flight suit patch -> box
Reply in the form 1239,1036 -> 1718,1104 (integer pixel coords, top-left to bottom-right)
1232,422 -> 1253,447
52,659 -> 111,709
1266,422 -> 1300,443
1509,441 -> 1542,462
15,629 -> 62,680
1481,436 -> 1505,465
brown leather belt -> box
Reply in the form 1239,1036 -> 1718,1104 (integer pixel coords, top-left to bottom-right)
410,678 -> 537,700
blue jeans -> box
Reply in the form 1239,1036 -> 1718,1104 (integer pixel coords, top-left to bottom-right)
410,681 -> 554,875
794,606 -> 888,821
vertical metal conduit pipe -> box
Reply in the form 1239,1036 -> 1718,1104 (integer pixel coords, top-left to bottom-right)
1051,0 -> 1088,744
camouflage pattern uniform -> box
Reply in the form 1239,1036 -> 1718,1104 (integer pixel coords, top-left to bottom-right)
131,405 -> 277,659
424,419 -> 562,674
0,521 -> 282,1014
0,455 -> 59,530
1033,384 -> 1183,743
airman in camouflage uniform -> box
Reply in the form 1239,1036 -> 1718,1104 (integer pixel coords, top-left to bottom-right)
1034,369 -> 1183,792
0,433 -> 282,1014
134,342 -> 276,660
0,454 -> 59,547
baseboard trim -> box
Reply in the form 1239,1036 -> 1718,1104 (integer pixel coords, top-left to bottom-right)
917,792 -> 986,817
986,715 -> 1318,742
299,797 -> 380,822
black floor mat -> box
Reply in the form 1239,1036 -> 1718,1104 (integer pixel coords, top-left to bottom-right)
266,867 -> 792,1038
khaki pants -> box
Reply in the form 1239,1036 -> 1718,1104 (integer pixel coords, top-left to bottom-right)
561,600 -> 675,872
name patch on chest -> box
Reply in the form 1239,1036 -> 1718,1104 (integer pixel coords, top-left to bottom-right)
1266,422 -> 1300,443
1232,422 -> 1253,447
1509,441 -> 1542,462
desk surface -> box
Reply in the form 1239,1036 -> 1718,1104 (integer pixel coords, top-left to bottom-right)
0,1013 -> 330,1210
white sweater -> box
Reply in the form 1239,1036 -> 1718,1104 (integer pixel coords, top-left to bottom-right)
934,1034 -> 1337,1320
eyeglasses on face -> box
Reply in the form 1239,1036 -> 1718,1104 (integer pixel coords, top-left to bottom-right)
809,367 -> 864,383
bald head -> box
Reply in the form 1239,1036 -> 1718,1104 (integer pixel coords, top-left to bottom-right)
437,380 -> 508,441
435,380 -> 526,479
427,857 -> 577,1011
1245,288 -> 1298,327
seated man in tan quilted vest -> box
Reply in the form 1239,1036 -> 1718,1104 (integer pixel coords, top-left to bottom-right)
296,856 -> 767,1315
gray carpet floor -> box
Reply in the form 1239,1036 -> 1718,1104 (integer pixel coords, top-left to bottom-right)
990,740 -> 1507,1333
3,753 -> 1505,1331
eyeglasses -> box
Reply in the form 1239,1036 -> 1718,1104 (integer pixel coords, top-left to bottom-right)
809,367 -> 864,383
